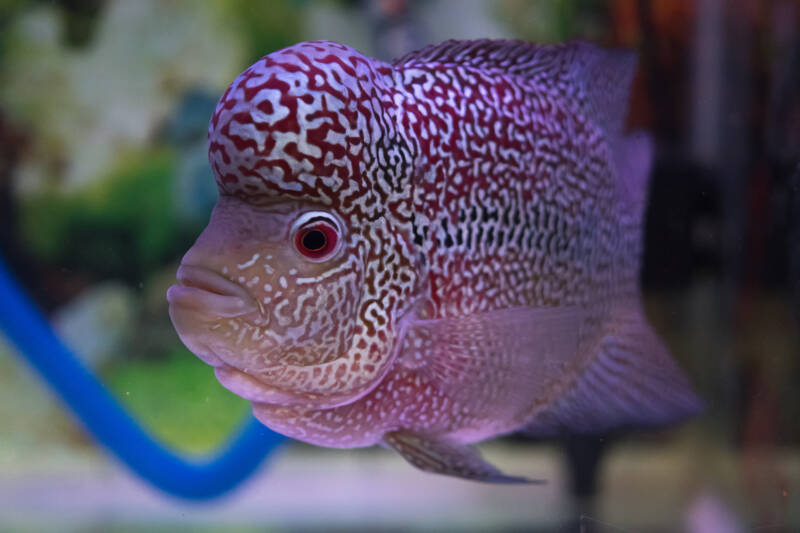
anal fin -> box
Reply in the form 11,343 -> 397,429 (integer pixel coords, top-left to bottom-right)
382,430 -> 540,484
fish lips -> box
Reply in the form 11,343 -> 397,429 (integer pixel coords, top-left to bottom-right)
167,264 -> 261,367
167,264 -> 259,318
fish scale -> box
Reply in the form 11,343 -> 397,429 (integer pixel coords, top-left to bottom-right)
167,39 -> 702,483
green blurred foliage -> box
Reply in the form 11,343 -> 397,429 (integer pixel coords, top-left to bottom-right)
0,0 -> 28,64
105,347 -> 250,454
214,0 -> 304,65
20,148 -> 197,283
0,0 -> 105,58
0,0 -> 30,24
494,0 -> 608,43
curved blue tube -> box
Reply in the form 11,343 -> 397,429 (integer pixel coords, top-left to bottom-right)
0,256 -> 285,500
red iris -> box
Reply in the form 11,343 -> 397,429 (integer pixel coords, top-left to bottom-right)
294,220 -> 339,260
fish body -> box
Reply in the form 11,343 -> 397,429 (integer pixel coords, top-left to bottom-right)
167,40 -> 701,482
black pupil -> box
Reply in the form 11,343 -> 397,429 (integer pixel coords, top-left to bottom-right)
302,229 -> 327,251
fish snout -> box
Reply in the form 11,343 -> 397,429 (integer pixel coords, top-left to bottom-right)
167,264 -> 259,319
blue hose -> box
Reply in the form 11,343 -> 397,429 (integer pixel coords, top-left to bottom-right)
0,256 -> 284,500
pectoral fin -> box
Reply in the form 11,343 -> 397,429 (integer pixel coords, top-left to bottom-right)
524,306 -> 703,436
382,430 -> 539,484
397,305 -> 584,421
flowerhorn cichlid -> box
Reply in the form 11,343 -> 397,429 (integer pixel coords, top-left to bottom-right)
167,40 -> 702,483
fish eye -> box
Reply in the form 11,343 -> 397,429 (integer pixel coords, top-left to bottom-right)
291,211 -> 342,262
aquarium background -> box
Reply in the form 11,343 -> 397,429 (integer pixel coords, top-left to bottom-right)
0,0 -> 798,531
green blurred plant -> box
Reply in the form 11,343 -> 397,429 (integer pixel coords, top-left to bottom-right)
20,148 -> 198,283
493,0 -> 608,43
214,0 -> 304,65
105,347 -> 250,454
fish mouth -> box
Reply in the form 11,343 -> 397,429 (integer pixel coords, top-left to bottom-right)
167,264 -> 258,318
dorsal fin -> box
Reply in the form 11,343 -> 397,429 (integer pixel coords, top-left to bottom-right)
395,39 -> 638,141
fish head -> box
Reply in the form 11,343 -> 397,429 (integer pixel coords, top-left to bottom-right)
168,195 -> 367,407
168,41 -> 419,410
